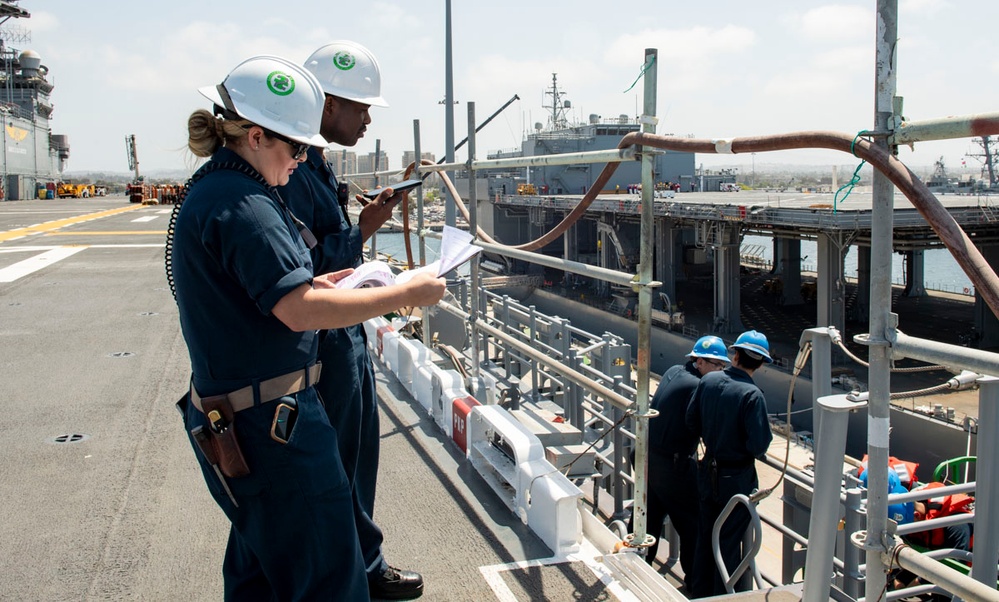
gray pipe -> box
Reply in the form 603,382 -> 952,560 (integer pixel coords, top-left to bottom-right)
887,545 -> 999,602
889,331 -> 999,377
972,377 -> 999,588
803,394 -> 869,602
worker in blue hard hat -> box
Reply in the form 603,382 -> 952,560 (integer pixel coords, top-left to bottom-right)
729,329 -> 773,364
685,330 -> 773,597
633,336 -> 730,589
860,467 -> 915,527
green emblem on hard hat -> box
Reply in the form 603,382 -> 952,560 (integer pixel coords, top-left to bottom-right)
701,340 -> 711,349
333,51 -> 356,71
266,71 -> 295,96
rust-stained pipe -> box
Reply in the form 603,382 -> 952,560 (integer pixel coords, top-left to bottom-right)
399,129 -> 999,321
627,130 -> 999,321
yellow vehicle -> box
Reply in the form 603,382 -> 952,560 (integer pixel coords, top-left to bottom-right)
517,183 -> 537,195
57,183 -> 96,198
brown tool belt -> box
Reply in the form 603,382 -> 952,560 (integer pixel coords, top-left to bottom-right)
190,363 -> 322,414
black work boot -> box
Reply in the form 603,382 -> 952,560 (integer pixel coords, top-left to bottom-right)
369,566 -> 424,600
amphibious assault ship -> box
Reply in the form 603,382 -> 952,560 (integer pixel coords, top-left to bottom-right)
0,0 -> 69,200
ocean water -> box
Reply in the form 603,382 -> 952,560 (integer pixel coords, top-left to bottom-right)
743,234 -> 974,296
365,230 -> 443,265
368,230 -> 975,296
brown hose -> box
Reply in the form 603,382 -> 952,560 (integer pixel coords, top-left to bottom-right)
397,129 -> 999,320
636,130 -> 999,321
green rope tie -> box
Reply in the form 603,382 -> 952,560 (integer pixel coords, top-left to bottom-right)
834,133 -> 869,214
850,132 -> 864,158
623,55 -> 656,93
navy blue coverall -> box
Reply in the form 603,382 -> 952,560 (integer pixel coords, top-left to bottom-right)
641,361 -> 702,588
279,147 -> 388,578
685,366 -> 772,597
172,148 -> 367,600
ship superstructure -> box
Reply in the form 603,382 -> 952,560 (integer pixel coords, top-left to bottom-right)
487,74 -> 696,196
966,136 -> 998,191
0,0 -> 68,200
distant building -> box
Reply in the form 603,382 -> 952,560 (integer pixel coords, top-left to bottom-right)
402,151 -> 435,172
355,151 -> 389,190
357,151 -> 389,174
324,149 -> 357,177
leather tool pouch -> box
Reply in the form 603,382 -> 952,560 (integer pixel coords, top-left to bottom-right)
199,394 -> 250,478
190,425 -> 218,465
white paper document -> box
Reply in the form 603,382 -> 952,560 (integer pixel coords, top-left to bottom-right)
335,225 -> 481,289
332,260 -> 396,289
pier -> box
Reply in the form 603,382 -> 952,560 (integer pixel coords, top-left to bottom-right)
486,187 -> 999,348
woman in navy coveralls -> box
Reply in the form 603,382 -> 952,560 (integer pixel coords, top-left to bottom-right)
171,55 -> 445,601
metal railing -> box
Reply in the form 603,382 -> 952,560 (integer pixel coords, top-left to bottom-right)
342,19 -> 999,597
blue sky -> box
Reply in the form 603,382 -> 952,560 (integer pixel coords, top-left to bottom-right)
23,0 -> 999,178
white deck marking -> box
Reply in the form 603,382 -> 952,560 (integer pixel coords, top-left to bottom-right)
0,247 -> 85,282
0,246 -> 59,253
478,541 -> 638,601
131,215 -> 159,223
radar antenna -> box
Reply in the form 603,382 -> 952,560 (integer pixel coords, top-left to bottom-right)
965,136 -> 998,191
542,73 -> 571,131
0,24 -> 28,44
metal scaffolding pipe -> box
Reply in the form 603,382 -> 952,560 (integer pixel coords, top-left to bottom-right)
843,488 -> 866,600
892,112 -> 999,145
471,147 -> 638,171
864,3 -> 899,594
437,300 -> 634,411
626,46 -> 658,555
886,545 -> 999,602
475,239 -> 646,288
889,331 -> 999,377
467,103 -> 482,383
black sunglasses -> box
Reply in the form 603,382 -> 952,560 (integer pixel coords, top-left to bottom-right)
699,357 -> 726,369
263,129 -> 310,161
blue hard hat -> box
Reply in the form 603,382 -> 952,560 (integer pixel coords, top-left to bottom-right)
860,467 -> 902,492
730,330 -> 773,363
687,336 -> 731,364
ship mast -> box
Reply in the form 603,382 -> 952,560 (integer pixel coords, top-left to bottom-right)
965,136 -> 998,190
542,73 -> 570,131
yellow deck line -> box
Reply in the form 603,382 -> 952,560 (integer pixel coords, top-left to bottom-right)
43,231 -> 167,236
0,205 -> 142,242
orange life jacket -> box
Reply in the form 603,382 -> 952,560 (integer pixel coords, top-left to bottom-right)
907,482 -> 975,549
858,455 -> 920,490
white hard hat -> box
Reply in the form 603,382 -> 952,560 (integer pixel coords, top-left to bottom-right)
304,41 -> 388,107
199,55 -> 329,147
